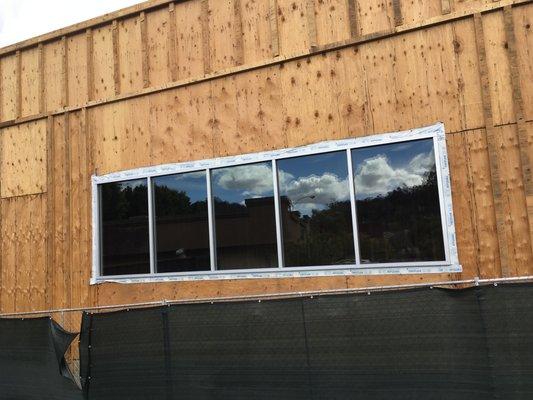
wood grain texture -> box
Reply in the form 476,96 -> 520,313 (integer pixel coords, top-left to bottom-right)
1,1 -> 533,314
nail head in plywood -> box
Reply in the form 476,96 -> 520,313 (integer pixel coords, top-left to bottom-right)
168,2 -> 178,81
140,12 -> 150,88
268,0 -> 280,57
306,0 -> 318,51
392,0 -> 403,26
473,12 -> 509,277
112,20 -> 121,95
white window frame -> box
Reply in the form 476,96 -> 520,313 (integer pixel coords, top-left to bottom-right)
91,123 -> 461,284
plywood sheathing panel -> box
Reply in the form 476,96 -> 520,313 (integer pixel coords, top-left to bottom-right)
240,0 -> 272,63
401,0 -> 442,25
67,34 -> 89,107
0,194 -> 47,314
356,0 -> 394,35
208,0 -> 240,71
0,54 -> 18,121
20,47 -> 40,117
277,0 -> 310,55
118,17 -> 144,94
92,24 -> 115,101
314,0 -> 351,45
176,0 -> 206,79
0,120 -> 47,198
146,7 -> 170,87
43,41 -> 64,112
150,82 -> 215,165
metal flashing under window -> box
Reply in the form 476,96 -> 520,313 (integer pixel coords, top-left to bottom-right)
91,123 -> 460,284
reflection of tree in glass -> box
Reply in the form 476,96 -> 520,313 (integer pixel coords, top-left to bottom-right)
213,197 -> 247,214
284,200 -> 354,266
356,167 -> 445,262
154,185 -> 207,217
102,182 -> 147,221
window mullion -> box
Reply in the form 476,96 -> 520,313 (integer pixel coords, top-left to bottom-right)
346,149 -> 361,266
147,176 -> 156,275
272,159 -> 284,268
206,169 -> 217,271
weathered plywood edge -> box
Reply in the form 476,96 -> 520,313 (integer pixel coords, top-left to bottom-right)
0,0 -> 530,131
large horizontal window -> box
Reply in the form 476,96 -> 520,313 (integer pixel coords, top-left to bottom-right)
93,124 -> 458,281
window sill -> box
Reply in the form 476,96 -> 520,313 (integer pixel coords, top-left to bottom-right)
91,263 -> 462,285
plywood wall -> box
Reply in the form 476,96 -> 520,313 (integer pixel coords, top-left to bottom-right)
0,0 -> 532,314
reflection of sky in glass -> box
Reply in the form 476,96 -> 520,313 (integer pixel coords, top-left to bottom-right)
277,151 -> 350,216
211,162 -> 274,204
352,139 -> 435,200
152,171 -> 207,203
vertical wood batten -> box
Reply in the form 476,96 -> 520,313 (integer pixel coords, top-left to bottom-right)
61,36 -> 69,108
473,12 -> 508,276
63,112 -> 72,312
347,0 -> 359,38
38,44 -> 45,113
201,0 -> 211,74
306,0 -> 318,50
233,0 -> 245,65
168,2 -> 178,81
45,116 -> 54,309
86,29 -> 94,101
112,20 -> 121,95
140,12 -> 150,88
15,51 -> 21,118
392,0 -> 403,26
503,5 -> 533,257
269,0 -> 280,57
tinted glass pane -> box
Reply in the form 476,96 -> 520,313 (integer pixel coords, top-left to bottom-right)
352,139 -> 445,263
100,179 -> 150,276
277,151 -> 355,267
153,171 -> 210,273
212,162 -> 278,269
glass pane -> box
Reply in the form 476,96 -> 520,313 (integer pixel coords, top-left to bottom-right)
211,162 -> 278,269
100,179 -> 150,276
277,151 -> 355,267
351,138 -> 445,263
153,171 -> 210,273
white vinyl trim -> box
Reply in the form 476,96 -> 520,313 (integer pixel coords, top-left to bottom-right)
91,122 -> 460,284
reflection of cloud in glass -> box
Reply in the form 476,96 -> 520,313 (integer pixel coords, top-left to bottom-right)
282,172 -> 349,215
213,163 -> 273,197
354,148 -> 434,199
119,179 -> 146,190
